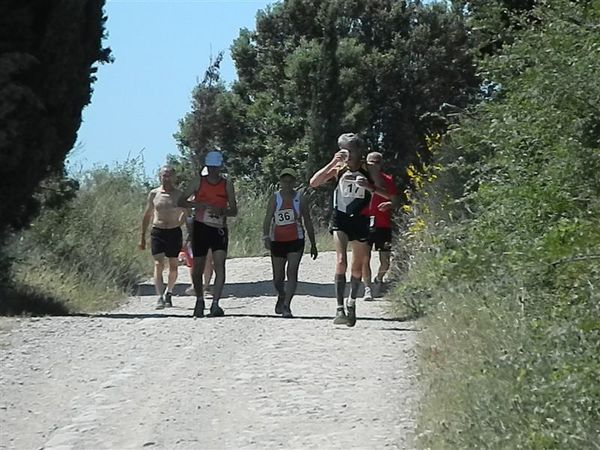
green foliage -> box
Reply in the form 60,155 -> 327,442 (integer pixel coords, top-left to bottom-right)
392,1 -> 600,447
5,160 -> 151,314
175,0 -> 479,194
0,0 -> 111,242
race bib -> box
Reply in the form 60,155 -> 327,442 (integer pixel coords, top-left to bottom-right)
341,179 -> 366,199
202,208 -> 225,227
274,208 -> 295,226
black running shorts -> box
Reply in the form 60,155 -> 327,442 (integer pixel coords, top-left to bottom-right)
192,220 -> 228,257
369,227 -> 393,251
150,226 -> 183,258
271,239 -> 305,258
329,210 -> 370,243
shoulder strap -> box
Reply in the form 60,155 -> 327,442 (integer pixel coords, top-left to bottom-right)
293,191 -> 301,215
275,191 -> 283,210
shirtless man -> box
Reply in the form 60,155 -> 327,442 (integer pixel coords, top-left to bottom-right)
178,150 -> 238,318
140,165 -> 186,309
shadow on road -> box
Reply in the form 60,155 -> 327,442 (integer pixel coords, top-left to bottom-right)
134,280 -> 336,298
71,312 -> 415,324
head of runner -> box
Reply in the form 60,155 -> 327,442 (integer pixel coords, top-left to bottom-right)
159,165 -> 176,191
366,151 -> 382,172
337,133 -> 366,170
204,150 -> 224,180
279,168 -> 297,193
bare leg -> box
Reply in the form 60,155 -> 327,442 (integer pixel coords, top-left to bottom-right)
153,255 -> 165,296
166,257 -> 179,292
271,256 -> 286,314
271,256 -> 286,298
377,250 -> 391,282
349,241 -> 370,300
333,231 -> 349,308
210,250 -> 227,305
284,251 -> 303,306
203,249 -> 214,291
192,255 -> 207,297
362,246 -> 373,289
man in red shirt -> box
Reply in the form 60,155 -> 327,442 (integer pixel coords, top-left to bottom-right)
363,152 -> 399,300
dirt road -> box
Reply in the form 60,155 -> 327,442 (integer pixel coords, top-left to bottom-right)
0,252 -> 418,449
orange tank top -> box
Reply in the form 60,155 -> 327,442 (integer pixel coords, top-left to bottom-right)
270,191 -> 304,242
194,176 -> 228,227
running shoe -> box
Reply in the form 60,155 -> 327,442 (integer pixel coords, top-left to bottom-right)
210,303 -> 225,317
275,295 -> 285,314
193,297 -> 205,318
333,307 -> 348,325
164,292 -> 173,307
282,305 -> 293,318
346,301 -> 357,327
155,296 -> 165,310
184,285 -> 195,296
363,286 -> 373,302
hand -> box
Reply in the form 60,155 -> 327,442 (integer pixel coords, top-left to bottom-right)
263,237 -> 271,251
310,243 -> 318,260
139,238 -> 146,251
356,177 -> 371,190
378,201 -> 392,212
332,150 -> 349,166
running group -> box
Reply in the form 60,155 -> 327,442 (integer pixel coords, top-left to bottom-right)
139,133 -> 398,327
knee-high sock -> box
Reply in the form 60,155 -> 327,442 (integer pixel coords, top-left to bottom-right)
349,276 -> 361,304
335,274 -> 346,307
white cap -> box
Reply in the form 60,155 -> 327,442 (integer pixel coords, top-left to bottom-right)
205,150 -> 224,167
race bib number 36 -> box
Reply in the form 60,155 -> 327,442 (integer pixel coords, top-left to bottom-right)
275,208 -> 295,226
341,180 -> 366,199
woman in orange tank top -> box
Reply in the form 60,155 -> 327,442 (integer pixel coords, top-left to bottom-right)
262,168 -> 318,318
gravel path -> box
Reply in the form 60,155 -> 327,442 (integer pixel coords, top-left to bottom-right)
0,252 -> 418,450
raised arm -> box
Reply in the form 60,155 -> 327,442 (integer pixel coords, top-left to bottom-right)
177,175 -> 200,208
309,152 -> 345,188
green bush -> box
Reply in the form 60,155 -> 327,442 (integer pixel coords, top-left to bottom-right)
391,1 -> 600,448
7,160 -> 151,314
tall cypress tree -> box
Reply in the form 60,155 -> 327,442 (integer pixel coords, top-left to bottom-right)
0,0 -> 111,239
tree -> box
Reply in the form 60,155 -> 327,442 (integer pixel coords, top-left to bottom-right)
175,0 -> 479,198
0,0 -> 111,244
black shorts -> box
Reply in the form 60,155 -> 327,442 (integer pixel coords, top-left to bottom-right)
329,211 -> 370,243
369,227 -> 393,251
271,239 -> 305,258
192,220 -> 228,257
150,227 -> 183,257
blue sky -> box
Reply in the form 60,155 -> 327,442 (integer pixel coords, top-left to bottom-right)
72,0 -> 273,177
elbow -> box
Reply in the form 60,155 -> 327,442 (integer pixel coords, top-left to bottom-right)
309,177 -> 319,188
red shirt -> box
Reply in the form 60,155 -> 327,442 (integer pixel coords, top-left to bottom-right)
369,172 -> 397,228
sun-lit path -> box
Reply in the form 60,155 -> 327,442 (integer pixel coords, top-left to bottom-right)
0,252 -> 418,449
